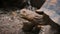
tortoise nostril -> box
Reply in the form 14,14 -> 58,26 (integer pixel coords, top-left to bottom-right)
23,11 -> 26,13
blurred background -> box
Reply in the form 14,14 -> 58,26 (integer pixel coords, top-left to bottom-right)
40,0 -> 60,25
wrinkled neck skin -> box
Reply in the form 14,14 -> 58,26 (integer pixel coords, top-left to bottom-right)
48,17 -> 60,29
38,20 -> 60,34
36,12 -> 60,34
